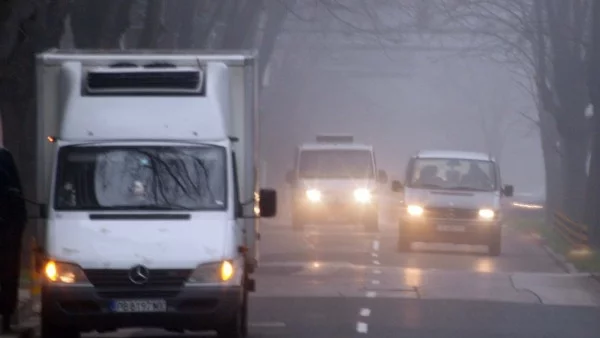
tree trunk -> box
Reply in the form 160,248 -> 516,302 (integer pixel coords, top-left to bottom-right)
561,135 -> 588,222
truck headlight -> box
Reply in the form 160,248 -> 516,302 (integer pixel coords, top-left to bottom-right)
407,205 -> 424,216
353,188 -> 372,203
478,209 -> 495,220
44,260 -> 90,284
187,260 -> 240,284
306,189 -> 321,202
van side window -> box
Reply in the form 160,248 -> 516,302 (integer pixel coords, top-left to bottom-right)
231,152 -> 242,216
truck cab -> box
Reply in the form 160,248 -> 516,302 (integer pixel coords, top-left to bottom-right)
286,135 -> 387,232
36,50 -> 275,338
391,150 -> 513,256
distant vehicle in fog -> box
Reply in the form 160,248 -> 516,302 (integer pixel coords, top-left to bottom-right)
391,150 -> 514,256
286,135 -> 387,232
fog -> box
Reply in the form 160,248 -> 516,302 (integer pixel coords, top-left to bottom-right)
261,11 -> 542,196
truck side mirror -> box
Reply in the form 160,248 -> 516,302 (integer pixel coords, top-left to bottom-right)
503,184 -> 514,197
378,170 -> 388,184
285,170 -> 295,184
39,203 -> 48,219
258,189 -> 277,218
391,180 -> 404,192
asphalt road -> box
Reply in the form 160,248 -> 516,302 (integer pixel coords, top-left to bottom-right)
11,213 -> 600,338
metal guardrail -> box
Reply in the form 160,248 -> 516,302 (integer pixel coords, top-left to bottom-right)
552,212 -> 589,249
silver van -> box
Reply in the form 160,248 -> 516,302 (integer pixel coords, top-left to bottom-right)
390,150 -> 513,256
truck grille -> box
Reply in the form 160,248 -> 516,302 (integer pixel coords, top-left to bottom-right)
84,269 -> 191,288
425,207 -> 479,219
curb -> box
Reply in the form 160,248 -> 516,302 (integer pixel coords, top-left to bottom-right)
541,244 -> 579,274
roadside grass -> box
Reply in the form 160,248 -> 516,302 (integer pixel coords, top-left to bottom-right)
511,216 -> 600,273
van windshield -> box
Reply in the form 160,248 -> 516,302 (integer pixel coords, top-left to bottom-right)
54,145 -> 227,211
298,149 -> 374,179
407,158 -> 497,191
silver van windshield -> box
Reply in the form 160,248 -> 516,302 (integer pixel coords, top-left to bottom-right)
407,158 -> 497,192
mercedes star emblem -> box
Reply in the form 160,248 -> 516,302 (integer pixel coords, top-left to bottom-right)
128,264 -> 150,285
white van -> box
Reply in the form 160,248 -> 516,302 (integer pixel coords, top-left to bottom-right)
35,50 -> 275,338
286,135 -> 387,232
391,150 -> 513,256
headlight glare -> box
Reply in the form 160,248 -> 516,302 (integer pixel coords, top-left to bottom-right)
306,189 -> 321,202
407,205 -> 424,216
479,209 -> 495,219
187,260 -> 239,284
353,188 -> 372,203
44,260 -> 89,284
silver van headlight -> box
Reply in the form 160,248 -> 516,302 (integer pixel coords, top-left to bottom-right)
478,209 -> 495,220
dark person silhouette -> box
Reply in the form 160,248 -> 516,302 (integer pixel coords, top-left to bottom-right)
0,148 -> 27,332
415,165 -> 445,186
460,162 -> 492,190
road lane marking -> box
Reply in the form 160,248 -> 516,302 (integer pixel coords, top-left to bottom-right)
373,260 -> 380,265
371,280 -> 380,285
373,269 -> 381,274
250,322 -> 286,328
360,308 -> 371,317
366,291 -> 376,298
372,240 -> 379,251
371,252 -> 378,257
357,322 -> 368,333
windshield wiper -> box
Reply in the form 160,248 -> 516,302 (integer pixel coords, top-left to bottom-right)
107,205 -> 193,211
447,186 -> 489,192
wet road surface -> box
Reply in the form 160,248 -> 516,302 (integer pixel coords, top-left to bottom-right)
12,207 -> 600,338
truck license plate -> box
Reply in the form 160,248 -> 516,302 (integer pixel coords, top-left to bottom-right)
111,299 -> 167,313
437,225 -> 465,232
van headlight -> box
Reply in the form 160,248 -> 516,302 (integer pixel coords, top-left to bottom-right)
305,189 -> 321,202
187,260 -> 241,284
478,209 -> 495,220
44,260 -> 90,284
353,188 -> 372,203
407,205 -> 424,216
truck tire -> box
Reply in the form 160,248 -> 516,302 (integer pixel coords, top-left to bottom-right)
217,289 -> 247,338
488,233 -> 502,256
41,313 -> 80,338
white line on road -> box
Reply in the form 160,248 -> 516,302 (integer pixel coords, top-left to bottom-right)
372,240 -> 380,251
360,308 -> 371,317
357,322 -> 369,333
373,269 -> 381,274
373,260 -> 380,265
371,280 -> 380,285
371,252 -> 378,257
366,291 -> 377,298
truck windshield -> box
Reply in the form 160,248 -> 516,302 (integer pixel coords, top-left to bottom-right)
298,149 -> 374,179
407,158 -> 497,191
54,145 -> 227,211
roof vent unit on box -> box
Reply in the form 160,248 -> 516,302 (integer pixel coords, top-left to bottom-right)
84,65 -> 205,96
316,134 -> 354,144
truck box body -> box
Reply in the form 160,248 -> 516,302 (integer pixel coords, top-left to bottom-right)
36,50 -> 261,268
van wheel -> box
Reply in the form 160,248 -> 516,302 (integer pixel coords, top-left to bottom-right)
488,234 -> 501,256
41,315 -> 79,338
292,215 -> 305,231
397,237 -> 411,252
364,214 -> 379,232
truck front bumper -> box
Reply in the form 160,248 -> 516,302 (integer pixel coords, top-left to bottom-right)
42,284 -> 242,332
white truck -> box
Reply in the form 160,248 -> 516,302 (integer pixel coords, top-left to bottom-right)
285,135 -> 387,232
35,49 -> 276,338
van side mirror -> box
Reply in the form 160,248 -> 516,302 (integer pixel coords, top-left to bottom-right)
258,189 -> 277,218
391,180 -> 404,192
378,170 -> 388,184
285,170 -> 295,184
39,203 -> 48,219
503,185 -> 514,197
